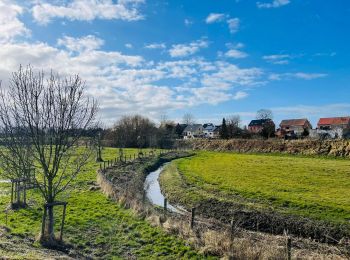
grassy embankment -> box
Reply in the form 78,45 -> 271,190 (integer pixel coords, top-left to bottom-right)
0,148 -> 210,259
160,151 -> 350,227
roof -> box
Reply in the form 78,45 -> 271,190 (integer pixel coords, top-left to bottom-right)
280,119 -> 309,127
203,123 -> 216,131
248,119 -> 272,127
318,117 -> 350,126
183,124 -> 203,132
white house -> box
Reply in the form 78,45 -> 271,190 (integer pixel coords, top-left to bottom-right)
183,124 -> 203,139
203,123 -> 217,138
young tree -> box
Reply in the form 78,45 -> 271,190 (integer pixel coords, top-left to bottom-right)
94,128 -> 104,162
0,66 -> 98,244
220,118 -> 229,139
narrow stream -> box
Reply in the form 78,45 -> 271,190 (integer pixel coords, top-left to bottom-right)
144,163 -> 187,214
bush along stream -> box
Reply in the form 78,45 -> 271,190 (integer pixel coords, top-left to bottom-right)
97,150 -> 350,259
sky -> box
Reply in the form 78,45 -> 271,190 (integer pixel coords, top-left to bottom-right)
0,0 -> 349,127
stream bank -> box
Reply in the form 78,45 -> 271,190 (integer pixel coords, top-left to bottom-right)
96,151 -> 350,259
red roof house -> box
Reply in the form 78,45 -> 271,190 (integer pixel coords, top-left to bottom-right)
317,117 -> 350,130
277,118 -> 312,137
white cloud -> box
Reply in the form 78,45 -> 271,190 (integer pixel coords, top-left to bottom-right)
225,49 -> 248,59
144,43 -> 166,49
205,13 -> 226,24
257,0 -> 290,9
314,52 -> 337,57
32,0 -> 145,25
227,18 -> 240,34
273,104 -> 350,117
125,43 -> 133,48
184,18 -> 193,26
233,91 -> 248,100
269,72 -> 327,80
263,54 -> 291,64
293,72 -> 327,80
0,33 -> 266,123
0,0 -> 30,43
169,39 -> 209,58
58,35 -> 104,53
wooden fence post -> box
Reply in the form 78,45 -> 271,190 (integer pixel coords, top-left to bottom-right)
60,203 -> 67,241
164,198 -> 167,211
287,236 -> 292,260
124,155 -> 127,162
103,161 -> 106,170
190,208 -> 195,229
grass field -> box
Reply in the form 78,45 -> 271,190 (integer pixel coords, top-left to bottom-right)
0,148 -> 210,259
161,151 -> 350,225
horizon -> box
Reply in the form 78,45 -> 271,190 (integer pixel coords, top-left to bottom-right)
0,0 -> 349,127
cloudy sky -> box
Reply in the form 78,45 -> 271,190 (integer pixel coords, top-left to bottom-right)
0,0 -> 349,126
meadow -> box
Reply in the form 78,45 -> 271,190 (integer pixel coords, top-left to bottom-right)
162,151 -> 350,225
0,148 -> 209,259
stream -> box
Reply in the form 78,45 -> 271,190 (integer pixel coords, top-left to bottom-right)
144,163 -> 186,214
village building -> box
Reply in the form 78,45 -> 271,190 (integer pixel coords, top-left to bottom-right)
310,117 -> 350,139
276,118 -> 312,138
203,123 -> 217,138
183,124 -> 204,139
248,119 -> 275,134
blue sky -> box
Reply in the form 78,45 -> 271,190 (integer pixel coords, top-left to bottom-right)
0,0 -> 349,127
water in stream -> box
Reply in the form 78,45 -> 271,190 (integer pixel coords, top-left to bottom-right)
144,164 -> 186,214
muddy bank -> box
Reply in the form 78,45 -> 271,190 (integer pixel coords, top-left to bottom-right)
177,139 -> 350,157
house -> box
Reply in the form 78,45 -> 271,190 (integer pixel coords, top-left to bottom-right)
203,123 -> 217,138
276,118 -> 312,138
317,117 -> 350,130
248,119 -> 275,134
183,124 -> 204,139
310,117 -> 350,139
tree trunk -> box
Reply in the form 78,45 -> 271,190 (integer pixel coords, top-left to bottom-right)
46,205 -> 55,241
16,182 -> 20,205
96,146 -> 103,162
23,184 -> 26,205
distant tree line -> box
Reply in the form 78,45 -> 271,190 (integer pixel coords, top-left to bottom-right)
100,115 -> 181,149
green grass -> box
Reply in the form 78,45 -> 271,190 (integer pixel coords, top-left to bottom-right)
167,151 -> 350,225
0,147 -> 212,259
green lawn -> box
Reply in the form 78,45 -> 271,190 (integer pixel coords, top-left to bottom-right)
0,148 -> 210,259
169,151 -> 350,224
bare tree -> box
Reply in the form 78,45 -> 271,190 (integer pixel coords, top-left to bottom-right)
228,115 -> 241,128
256,109 -> 273,120
182,113 -> 195,125
0,66 -> 97,244
227,115 -> 242,138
